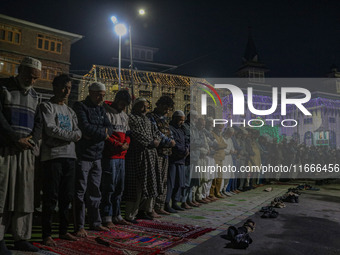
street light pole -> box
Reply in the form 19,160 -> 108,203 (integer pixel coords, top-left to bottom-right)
129,25 -> 134,101
112,9 -> 145,96
118,34 -> 122,89
112,19 -> 127,90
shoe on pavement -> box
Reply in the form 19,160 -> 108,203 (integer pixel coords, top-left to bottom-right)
14,240 -> 39,252
0,240 -> 12,255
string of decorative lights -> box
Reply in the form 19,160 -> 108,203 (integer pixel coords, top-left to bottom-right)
80,65 -> 209,113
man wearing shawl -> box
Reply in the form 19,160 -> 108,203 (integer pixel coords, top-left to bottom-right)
124,98 -> 160,223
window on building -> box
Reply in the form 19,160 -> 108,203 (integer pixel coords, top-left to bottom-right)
140,50 -> 146,60
139,90 -> 152,98
303,118 -> 313,125
146,51 -> 152,60
0,24 -> 21,45
0,57 -> 20,75
162,92 -> 175,99
40,67 -> 62,81
37,34 -> 62,54
329,117 -> 336,124
336,79 -> 340,93
134,49 -> 140,59
184,95 -> 190,101
248,69 -> 265,82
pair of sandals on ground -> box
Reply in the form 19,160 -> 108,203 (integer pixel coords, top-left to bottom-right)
224,219 -> 256,249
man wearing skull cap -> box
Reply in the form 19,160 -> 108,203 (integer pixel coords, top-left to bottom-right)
73,82 -> 113,237
0,57 -> 42,253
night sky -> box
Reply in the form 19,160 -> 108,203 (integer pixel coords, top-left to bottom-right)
2,0 -> 340,77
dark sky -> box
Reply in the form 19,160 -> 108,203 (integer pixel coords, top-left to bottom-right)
2,0 -> 340,77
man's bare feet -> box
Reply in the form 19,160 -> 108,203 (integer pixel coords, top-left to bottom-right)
103,222 -> 116,229
60,233 -> 78,241
75,228 -> 88,238
150,210 -> 162,218
92,225 -> 109,232
43,236 -> 57,247
155,209 -> 171,215
114,219 -> 133,225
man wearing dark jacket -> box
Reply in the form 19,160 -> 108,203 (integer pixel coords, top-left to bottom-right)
165,110 -> 189,213
73,82 -> 113,237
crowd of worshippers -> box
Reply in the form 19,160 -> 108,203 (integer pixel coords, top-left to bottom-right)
1,57 -> 340,254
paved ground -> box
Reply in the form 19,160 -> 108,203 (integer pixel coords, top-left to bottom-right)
8,181 -> 340,255
183,182 -> 340,255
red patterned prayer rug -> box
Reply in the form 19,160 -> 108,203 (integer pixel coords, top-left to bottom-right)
115,220 -> 215,239
34,237 -> 140,255
34,227 -> 190,255
34,222 -> 213,254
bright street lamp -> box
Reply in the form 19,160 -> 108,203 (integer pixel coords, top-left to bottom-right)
112,20 -> 127,89
111,9 -> 145,97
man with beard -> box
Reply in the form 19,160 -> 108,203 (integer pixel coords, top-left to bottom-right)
124,98 -> 160,223
0,57 -> 42,254
210,125 -> 227,199
73,82 -> 112,237
146,96 -> 176,216
165,110 -> 189,212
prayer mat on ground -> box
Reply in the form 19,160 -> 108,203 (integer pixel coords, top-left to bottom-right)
115,220 -> 215,239
11,250 -> 59,255
34,237 -> 139,255
34,227 -> 191,255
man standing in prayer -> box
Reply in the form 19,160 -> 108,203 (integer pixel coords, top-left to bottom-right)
0,57 -> 42,254
146,96 -> 176,216
40,74 -> 81,246
124,98 -> 160,223
101,89 -> 132,226
209,125 -> 227,199
165,110 -> 189,213
73,82 -> 112,237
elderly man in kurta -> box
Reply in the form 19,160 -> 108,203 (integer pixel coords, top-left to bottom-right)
249,129 -> 262,187
146,96 -> 176,217
209,125 -> 227,199
124,98 -> 160,223
165,110 -> 189,213
0,57 -> 42,254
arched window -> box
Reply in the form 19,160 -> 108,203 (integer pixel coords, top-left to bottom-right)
184,104 -> 190,116
304,131 -> 313,146
329,131 -> 336,149
292,132 -> 300,143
